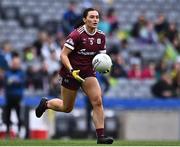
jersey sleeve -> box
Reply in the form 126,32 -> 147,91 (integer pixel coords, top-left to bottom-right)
99,34 -> 106,54
64,30 -> 79,50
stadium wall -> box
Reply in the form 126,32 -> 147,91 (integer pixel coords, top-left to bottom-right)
117,110 -> 180,140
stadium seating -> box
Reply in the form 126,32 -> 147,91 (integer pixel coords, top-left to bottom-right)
0,0 -> 179,50
106,79 -> 155,98
1,6 -> 19,20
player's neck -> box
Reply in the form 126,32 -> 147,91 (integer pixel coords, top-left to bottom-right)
84,25 -> 97,35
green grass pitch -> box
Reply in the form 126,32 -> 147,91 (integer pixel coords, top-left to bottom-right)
0,139 -> 180,146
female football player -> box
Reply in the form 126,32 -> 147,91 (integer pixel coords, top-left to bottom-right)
35,8 -> 113,144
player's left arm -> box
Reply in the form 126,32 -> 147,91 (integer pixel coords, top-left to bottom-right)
60,46 -> 73,72
99,35 -> 111,73
98,34 -> 106,54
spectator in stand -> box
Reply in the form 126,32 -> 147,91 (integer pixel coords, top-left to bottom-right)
151,71 -> 176,98
106,7 -> 119,35
0,40 -> 13,66
41,34 -> 61,61
166,22 -> 178,43
173,70 -> 180,97
26,62 -> 48,92
44,50 -> 60,75
109,46 -> 127,78
23,46 -> 35,62
171,56 -> 180,79
155,13 -> 169,38
142,62 -> 156,79
4,54 -> 25,137
128,57 -> 143,79
61,0 -> 80,36
39,61 -> 50,91
0,52 -> 8,93
56,30 -> 66,48
25,65 -> 43,90
139,21 -> 158,44
23,46 -> 41,69
131,15 -> 147,38
155,59 -> 168,79
98,13 -> 111,35
163,39 -> 178,65
120,39 -> 130,64
172,36 -> 180,54
171,56 -> 180,97
33,31 -> 50,58
0,49 -> 9,71
0,69 -> 4,94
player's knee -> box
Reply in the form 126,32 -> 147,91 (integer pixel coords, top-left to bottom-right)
92,96 -> 102,108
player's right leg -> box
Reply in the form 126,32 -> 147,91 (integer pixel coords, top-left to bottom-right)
35,86 -> 77,118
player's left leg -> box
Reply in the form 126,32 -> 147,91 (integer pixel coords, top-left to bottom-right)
35,86 -> 78,118
82,77 -> 113,144
46,86 -> 78,112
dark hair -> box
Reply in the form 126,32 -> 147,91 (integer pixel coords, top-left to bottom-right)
12,51 -> 19,58
74,8 -> 98,29
107,7 -> 115,17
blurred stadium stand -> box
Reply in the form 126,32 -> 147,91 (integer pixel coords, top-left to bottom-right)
106,79 -> 156,98
0,0 -> 179,49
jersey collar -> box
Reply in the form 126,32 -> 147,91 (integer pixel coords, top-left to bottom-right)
83,25 -> 97,36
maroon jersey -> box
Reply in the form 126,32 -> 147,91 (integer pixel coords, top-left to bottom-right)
60,25 -> 106,78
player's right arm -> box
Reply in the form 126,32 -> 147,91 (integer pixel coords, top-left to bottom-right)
60,46 -> 73,72
60,44 -> 85,83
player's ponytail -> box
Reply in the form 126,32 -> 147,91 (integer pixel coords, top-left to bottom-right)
74,7 -> 98,29
74,19 -> 85,29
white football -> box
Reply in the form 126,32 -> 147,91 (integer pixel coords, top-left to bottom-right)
92,53 -> 112,73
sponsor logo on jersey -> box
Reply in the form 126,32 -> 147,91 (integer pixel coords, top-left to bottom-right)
77,48 -> 96,56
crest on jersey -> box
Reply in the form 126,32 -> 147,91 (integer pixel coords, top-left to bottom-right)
97,38 -> 101,44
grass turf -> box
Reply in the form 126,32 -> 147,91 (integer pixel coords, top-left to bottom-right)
0,139 -> 180,146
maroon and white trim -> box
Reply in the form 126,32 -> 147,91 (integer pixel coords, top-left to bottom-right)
99,50 -> 106,54
83,25 -> 97,36
77,26 -> 85,34
64,43 -> 74,50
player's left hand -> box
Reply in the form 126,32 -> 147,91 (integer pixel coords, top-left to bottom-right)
71,69 -> 85,83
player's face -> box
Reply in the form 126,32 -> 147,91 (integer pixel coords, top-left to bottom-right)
84,10 -> 99,29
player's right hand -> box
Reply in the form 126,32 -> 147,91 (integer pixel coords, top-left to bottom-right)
70,69 -> 85,83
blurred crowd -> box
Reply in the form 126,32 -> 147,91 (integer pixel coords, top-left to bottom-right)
0,0 -> 179,99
